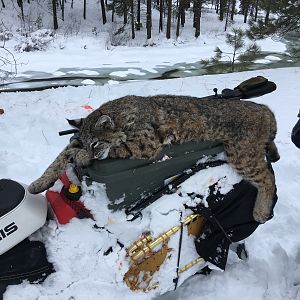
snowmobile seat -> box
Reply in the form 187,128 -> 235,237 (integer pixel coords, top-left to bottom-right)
0,179 -> 48,255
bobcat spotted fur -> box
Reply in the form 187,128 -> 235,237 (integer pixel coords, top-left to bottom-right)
28,95 -> 280,223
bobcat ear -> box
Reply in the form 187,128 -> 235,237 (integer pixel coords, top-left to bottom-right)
67,118 -> 84,129
95,115 -> 115,130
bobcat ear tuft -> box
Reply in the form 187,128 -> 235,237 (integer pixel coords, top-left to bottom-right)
67,118 -> 84,129
95,115 -> 115,130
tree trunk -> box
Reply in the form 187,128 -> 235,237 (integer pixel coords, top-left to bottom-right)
83,0 -> 86,19
219,0 -> 225,21
124,2 -> 127,24
224,0 -> 231,31
71,0 -> 73,9
112,0 -> 115,22
265,3 -> 270,25
194,0 -> 201,38
52,0 -> 58,30
243,4 -> 249,23
1,0 -> 5,8
166,0 -> 172,39
159,0 -> 163,32
17,0 -> 25,22
61,0 -> 64,21
254,0 -> 259,21
176,0 -> 181,38
180,0 -> 186,26
131,0 -> 135,38
146,0 -> 152,39
100,0 -> 107,24
137,0 -> 141,30
230,0 -> 235,20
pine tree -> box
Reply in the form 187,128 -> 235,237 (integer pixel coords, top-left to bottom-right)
248,0 -> 300,38
202,28 -> 261,72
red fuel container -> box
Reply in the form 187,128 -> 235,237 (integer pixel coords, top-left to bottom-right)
46,173 -> 93,225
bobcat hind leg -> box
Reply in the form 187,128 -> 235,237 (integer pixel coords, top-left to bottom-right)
224,143 -> 276,223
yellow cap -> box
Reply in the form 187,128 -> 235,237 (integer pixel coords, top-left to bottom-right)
69,183 -> 80,194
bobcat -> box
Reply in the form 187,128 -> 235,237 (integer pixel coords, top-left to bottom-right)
28,95 -> 280,223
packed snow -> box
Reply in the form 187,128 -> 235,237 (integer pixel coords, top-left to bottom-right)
0,67 -> 300,300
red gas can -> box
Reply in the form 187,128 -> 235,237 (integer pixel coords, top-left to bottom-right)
46,173 -> 93,225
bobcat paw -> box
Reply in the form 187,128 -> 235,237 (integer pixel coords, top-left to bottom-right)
253,210 -> 270,224
28,182 -> 43,194
74,149 -> 92,167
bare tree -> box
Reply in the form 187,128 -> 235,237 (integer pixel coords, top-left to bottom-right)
0,44 -> 17,80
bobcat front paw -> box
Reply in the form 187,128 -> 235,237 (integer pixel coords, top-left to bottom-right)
74,149 -> 92,167
28,181 -> 46,194
253,209 -> 270,224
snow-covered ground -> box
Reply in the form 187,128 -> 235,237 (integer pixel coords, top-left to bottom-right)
1,67 -> 300,300
0,0 -> 289,81
1,1 -> 300,299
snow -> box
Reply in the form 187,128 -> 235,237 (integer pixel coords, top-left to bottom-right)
1,66 -> 300,300
80,79 -> 95,85
0,0 -> 299,298
110,68 -> 147,77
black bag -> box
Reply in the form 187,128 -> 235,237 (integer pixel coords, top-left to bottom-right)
192,172 -> 277,270
0,238 -> 54,300
221,76 -> 277,100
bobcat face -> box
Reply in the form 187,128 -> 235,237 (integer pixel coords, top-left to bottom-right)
70,115 -> 127,160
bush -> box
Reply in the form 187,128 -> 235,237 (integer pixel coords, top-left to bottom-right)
0,27 -> 13,41
14,29 -> 54,52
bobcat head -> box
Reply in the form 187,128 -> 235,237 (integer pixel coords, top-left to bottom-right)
68,114 -> 127,160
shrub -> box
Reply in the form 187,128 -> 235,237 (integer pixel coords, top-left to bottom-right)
14,29 -> 54,52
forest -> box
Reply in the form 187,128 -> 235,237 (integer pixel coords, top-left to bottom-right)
1,0 -> 299,41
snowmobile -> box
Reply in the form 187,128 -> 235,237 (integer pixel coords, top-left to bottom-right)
0,76 -> 278,296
